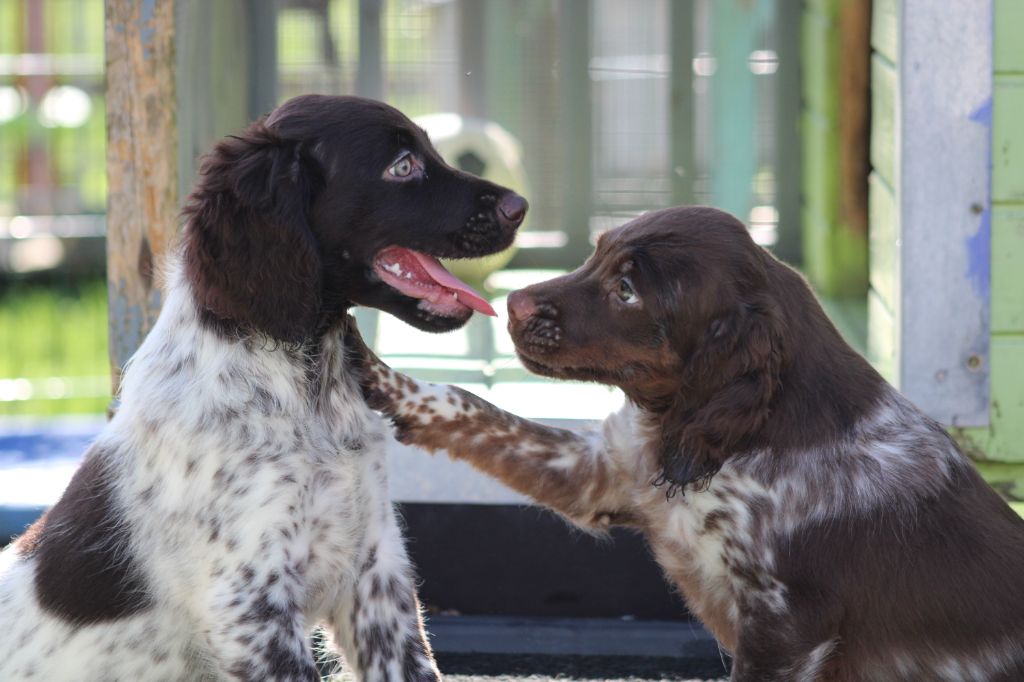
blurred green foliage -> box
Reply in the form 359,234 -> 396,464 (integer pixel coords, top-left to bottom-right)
0,0 -> 106,214
0,277 -> 110,416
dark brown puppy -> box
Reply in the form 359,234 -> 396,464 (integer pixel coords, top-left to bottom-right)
358,206 -> 1024,681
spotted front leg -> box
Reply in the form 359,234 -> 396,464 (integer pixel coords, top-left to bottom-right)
329,514 -> 439,681
346,323 -> 635,527
204,562 -> 319,682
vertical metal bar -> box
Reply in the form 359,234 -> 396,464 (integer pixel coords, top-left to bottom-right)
670,0 -> 695,206
247,0 -> 279,120
773,0 -> 802,263
482,0 -> 525,135
459,0 -> 486,118
356,0 -> 384,100
176,0 -> 254,200
558,0 -> 593,262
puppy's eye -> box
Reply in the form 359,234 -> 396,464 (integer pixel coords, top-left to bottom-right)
390,157 -> 412,177
385,153 -> 420,180
616,277 -> 639,304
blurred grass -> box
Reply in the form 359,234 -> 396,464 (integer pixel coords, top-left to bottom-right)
0,278 -> 110,416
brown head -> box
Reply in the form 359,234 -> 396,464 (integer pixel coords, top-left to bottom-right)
181,95 -> 527,344
507,206 -> 883,494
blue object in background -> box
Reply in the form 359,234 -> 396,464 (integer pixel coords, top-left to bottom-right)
0,419 -> 101,543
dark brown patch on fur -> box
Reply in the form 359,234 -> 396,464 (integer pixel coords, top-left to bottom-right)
137,235 -> 154,289
701,509 -> 731,535
17,448 -> 151,624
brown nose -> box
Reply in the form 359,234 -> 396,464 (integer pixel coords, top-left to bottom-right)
497,193 -> 528,228
507,289 -> 537,321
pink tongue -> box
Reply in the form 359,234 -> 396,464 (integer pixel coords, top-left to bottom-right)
408,251 -> 497,317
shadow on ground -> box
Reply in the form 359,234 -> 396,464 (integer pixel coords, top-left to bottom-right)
437,651 -> 730,680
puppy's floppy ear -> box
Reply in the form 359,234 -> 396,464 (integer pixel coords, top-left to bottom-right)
182,121 -> 325,344
656,295 -> 783,495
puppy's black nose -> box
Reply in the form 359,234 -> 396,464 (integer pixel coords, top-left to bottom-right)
497,193 -> 528,228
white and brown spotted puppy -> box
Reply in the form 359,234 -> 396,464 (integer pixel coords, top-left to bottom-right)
0,95 -> 526,681
355,206 -> 1024,682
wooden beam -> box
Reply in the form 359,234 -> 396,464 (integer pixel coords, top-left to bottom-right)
104,0 -> 179,397
106,0 -> 255,400
837,0 -> 871,243
800,0 -> 869,298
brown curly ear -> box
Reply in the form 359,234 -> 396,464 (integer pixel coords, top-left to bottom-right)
655,298 -> 783,496
182,121 -> 325,344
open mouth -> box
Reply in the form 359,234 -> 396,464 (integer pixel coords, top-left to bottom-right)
373,247 -> 496,318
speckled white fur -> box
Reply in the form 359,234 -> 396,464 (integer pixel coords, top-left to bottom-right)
0,260 -> 438,682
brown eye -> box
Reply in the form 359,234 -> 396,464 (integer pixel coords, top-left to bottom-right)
616,277 -> 638,304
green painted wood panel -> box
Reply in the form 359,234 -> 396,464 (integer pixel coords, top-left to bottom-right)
870,54 -> 897,189
871,0 -> 899,66
868,170 -> 898,311
803,0 -> 834,14
800,207 -> 833,292
995,0 -> 1024,73
801,0 -> 869,298
993,205 -> 1024,333
802,5 -> 838,121
956,336 -> 1024,462
868,287 -> 897,384
801,111 -> 838,224
802,209 -> 866,297
819,296 -> 868,356
994,75 -> 1024,202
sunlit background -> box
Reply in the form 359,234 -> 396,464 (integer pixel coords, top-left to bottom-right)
0,0 -> 797,420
